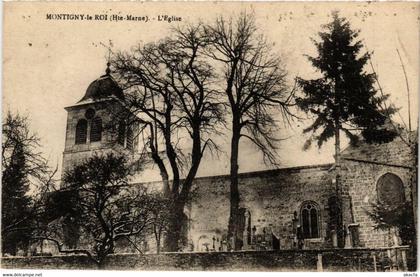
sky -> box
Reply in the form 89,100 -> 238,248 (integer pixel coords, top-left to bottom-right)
3,2 -> 419,181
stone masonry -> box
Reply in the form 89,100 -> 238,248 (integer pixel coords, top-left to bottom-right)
339,134 -> 416,248
188,164 -> 335,251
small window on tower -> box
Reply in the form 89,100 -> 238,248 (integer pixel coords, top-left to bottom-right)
75,119 -> 88,144
90,117 -> 102,142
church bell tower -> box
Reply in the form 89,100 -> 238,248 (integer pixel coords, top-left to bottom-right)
61,64 -> 138,184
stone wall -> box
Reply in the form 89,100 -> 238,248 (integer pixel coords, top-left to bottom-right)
188,164 -> 335,251
340,160 -> 412,248
2,248 -> 412,271
340,135 -> 416,248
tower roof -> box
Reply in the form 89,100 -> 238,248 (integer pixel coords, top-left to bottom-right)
77,64 -> 124,104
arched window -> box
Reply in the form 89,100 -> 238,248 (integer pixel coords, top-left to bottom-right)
75,119 -> 87,144
377,173 -> 405,206
300,201 -> 320,239
90,117 -> 102,142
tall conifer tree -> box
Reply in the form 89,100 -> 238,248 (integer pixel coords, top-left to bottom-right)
297,12 -> 397,157
2,113 -> 40,255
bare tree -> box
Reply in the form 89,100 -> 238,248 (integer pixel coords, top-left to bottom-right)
146,193 -> 172,254
204,13 -> 294,250
111,24 -> 224,251
1,111 -> 56,255
34,153 -> 152,268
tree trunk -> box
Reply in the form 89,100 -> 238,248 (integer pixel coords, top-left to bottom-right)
154,224 -> 162,254
181,125 -> 202,198
333,79 -> 341,176
334,121 -> 340,171
96,248 -> 110,269
333,81 -> 346,248
228,121 -> 241,250
165,125 -> 202,252
156,235 -> 161,254
97,261 -> 105,270
149,141 -> 170,196
164,200 -> 185,252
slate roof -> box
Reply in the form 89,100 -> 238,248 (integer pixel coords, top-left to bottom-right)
77,73 -> 124,104
341,131 -> 417,167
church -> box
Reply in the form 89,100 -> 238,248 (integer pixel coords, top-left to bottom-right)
60,65 -> 417,253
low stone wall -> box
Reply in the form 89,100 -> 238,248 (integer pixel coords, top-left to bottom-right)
1,248 -> 414,272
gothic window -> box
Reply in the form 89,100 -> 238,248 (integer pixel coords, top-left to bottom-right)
90,117 -> 102,142
300,201 -> 320,239
75,119 -> 87,144
377,173 -> 405,206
